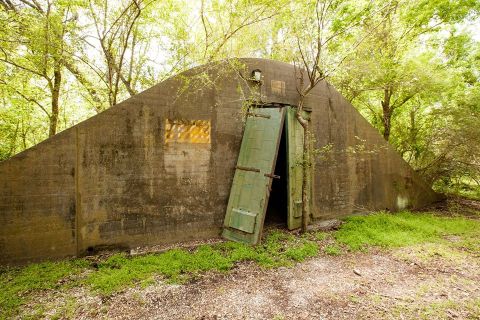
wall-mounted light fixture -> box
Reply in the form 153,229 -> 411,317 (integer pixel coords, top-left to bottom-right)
251,69 -> 262,82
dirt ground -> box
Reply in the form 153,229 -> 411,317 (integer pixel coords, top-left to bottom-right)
21,198 -> 480,320
91,251 -> 479,319
32,247 -> 480,320
30,244 -> 480,319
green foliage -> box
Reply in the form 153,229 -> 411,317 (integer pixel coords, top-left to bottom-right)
85,247 -> 232,295
86,230 -> 319,295
2,211 -> 479,317
335,211 -> 480,251
314,231 -> 328,241
324,244 -> 343,256
438,180 -> 480,200
334,0 -> 480,188
284,242 -> 318,261
0,231 -> 320,316
0,0 -> 479,187
0,259 -> 88,319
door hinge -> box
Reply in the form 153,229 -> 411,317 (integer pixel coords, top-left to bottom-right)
264,173 -> 280,179
236,165 -> 260,173
246,112 -> 271,119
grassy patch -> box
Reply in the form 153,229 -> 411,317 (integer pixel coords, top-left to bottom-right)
1,229 -> 321,316
0,259 -> 88,319
86,230 -> 319,295
436,181 -> 480,201
3,210 -> 478,317
49,297 -> 77,320
397,242 -> 467,263
324,244 -> 342,256
335,211 -> 480,251
392,298 -> 480,319
85,246 -> 233,295
314,231 -> 328,241
455,232 -> 480,253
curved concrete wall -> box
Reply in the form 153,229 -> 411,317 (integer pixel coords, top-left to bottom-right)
0,58 -> 440,265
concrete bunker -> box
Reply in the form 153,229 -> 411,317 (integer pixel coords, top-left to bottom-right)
0,58 -> 442,265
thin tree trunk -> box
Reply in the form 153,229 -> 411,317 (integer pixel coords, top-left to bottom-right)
49,64 -> 62,136
382,107 -> 391,141
64,60 -> 104,112
381,85 -> 393,141
301,125 -> 310,232
296,97 -> 310,233
8,121 -> 19,156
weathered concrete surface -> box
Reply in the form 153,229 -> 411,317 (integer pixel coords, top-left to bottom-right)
0,130 -> 77,264
0,59 -> 441,265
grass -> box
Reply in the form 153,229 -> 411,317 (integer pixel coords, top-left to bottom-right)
435,180 -> 480,201
86,246 -> 234,295
335,211 -> 479,251
0,259 -> 88,319
391,298 -> 480,319
324,244 -> 342,256
1,210 -> 479,318
87,230 -> 319,295
0,229 -> 320,317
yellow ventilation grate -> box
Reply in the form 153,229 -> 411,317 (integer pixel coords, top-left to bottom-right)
164,119 -> 211,144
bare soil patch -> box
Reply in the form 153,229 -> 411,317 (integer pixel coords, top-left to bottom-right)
21,245 -> 479,320
14,198 -> 480,319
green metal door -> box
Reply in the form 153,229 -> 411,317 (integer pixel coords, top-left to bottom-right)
286,106 -> 309,230
222,107 -> 286,245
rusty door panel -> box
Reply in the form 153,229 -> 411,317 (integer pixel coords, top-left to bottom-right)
222,107 -> 286,245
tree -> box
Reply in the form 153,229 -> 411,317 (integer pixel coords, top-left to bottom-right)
0,0 -> 478,199
336,0 -> 480,142
413,35 -> 480,189
0,0 -> 88,136
87,0 -> 145,106
331,0 -> 480,194
277,0 -> 384,231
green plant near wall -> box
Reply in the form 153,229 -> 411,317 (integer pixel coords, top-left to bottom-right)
2,211 -> 479,318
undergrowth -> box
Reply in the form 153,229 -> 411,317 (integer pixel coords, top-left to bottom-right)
86,230 -> 319,295
335,211 -> 479,251
0,259 -> 88,319
1,210 -> 479,318
0,229 -> 320,317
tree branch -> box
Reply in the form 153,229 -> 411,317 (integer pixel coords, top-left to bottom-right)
18,0 -> 43,13
0,79 -> 50,117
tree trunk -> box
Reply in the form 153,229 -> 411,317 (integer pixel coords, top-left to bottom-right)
301,124 -> 310,232
64,60 -> 104,112
382,106 -> 391,141
49,64 -> 62,137
296,98 -> 310,233
381,86 -> 393,141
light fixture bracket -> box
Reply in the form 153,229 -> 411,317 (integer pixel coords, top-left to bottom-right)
250,69 -> 262,83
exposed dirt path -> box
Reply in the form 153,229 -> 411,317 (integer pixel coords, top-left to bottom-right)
63,246 -> 479,320
18,198 -> 480,319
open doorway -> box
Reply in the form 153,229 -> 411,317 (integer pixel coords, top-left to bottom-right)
222,106 -> 308,245
264,125 -> 288,228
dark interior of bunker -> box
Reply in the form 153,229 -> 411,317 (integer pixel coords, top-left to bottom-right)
264,123 -> 288,227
